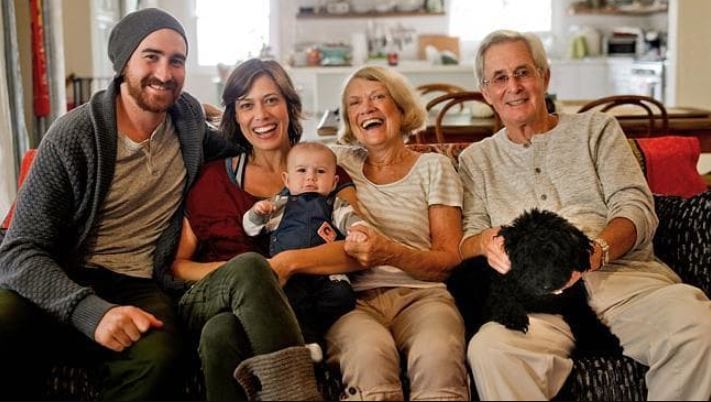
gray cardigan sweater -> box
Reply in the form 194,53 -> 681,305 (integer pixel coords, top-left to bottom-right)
0,79 -> 235,339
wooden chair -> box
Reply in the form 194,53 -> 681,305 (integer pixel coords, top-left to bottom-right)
416,83 -> 467,97
424,91 -> 501,144
577,95 -> 669,137
416,83 -> 467,114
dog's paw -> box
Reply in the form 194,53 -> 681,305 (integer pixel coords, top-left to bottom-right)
504,315 -> 530,333
495,309 -> 530,334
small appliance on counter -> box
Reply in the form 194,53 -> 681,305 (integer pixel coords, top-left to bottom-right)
605,27 -> 643,57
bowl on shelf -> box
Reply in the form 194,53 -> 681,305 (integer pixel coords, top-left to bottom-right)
320,45 -> 352,66
351,0 -> 375,13
374,1 -> 396,13
396,0 -> 425,12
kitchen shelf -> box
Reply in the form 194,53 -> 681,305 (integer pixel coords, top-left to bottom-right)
568,3 -> 668,16
296,11 -> 445,19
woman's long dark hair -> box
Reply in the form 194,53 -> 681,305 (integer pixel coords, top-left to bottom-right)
220,59 -> 303,154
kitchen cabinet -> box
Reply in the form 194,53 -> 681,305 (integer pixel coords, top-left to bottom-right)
548,58 -> 665,102
290,58 -> 665,117
288,61 -> 476,114
549,59 -> 609,100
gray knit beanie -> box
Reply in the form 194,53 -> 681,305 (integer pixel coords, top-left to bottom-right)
108,8 -> 188,76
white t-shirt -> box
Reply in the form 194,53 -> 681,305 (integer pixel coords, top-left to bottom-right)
333,145 -> 463,291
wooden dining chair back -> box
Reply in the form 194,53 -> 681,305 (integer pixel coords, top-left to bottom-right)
416,83 -> 467,97
577,95 -> 669,136
416,83 -> 467,113
424,91 -> 501,144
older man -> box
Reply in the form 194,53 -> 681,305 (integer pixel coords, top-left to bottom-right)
0,8 -> 234,400
458,29 -> 711,401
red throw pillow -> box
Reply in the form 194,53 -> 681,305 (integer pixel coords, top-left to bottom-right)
635,136 -> 707,198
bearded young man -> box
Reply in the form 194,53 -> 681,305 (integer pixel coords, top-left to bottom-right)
0,8 -> 235,400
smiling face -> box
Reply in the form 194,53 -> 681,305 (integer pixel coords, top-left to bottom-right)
283,145 -> 339,195
344,78 -> 403,149
480,40 -> 550,128
123,29 -> 186,113
235,75 -> 290,152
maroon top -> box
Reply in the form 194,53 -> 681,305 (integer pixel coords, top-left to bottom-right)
185,154 -> 353,262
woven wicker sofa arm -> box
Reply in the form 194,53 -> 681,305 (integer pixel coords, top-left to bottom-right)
653,191 -> 711,296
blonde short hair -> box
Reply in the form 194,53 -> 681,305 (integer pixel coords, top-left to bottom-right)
337,65 -> 426,144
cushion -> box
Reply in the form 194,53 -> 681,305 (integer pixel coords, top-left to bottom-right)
653,191 -> 711,295
629,136 -> 707,198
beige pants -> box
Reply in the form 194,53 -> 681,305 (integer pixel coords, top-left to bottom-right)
326,287 -> 469,401
468,268 -> 711,401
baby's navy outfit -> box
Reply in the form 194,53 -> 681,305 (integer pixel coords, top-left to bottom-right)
244,189 -> 360,343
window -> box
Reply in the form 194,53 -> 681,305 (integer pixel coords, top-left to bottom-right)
449,0 -> 552,41
195,0 -> 270,66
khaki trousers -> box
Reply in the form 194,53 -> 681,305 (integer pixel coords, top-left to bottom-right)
326,287 -> 469,401
468,267 -> 711,401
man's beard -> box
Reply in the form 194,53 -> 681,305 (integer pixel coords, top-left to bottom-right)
126,75 -> 181,113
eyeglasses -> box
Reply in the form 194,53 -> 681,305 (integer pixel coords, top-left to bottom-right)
482,67 -> 539,89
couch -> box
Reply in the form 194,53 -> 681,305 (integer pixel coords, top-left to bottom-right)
3,138 -> 710,401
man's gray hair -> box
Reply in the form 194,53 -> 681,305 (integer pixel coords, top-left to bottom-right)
474,30 -> 549,90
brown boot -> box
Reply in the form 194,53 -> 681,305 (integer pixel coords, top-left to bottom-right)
233,346 -> 323,401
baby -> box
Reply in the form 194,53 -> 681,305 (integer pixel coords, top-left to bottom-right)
243,142 -> 365,360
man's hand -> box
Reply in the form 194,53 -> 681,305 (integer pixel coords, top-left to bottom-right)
552,271 -> 584,294
480,227 -> 511,274
94,306 -> 163,352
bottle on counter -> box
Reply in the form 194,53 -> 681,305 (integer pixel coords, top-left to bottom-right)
307,47 -> 321,66
426,0 -> 444,13
387,51 -> 399,66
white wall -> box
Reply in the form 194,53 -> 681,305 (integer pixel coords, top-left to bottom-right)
668,0 -> 711,109
62,0 -> 93,77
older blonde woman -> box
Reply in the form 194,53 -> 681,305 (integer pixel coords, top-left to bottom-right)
325,65 -> 469,400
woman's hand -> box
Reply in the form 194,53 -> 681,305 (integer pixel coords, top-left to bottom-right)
344,225 -> 391,267
267,254 -> 289,287
480,227 -> 511,274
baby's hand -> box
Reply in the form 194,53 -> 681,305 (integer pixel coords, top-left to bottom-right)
254,200 -> 276,216
346,223 -> 369,243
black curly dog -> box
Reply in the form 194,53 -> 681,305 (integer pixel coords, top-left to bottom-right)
485,209 -> 621,354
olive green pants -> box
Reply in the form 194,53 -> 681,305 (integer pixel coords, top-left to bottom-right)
178,252 -> 304,401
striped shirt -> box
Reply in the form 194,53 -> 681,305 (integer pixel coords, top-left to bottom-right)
332,145 -> 462,291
